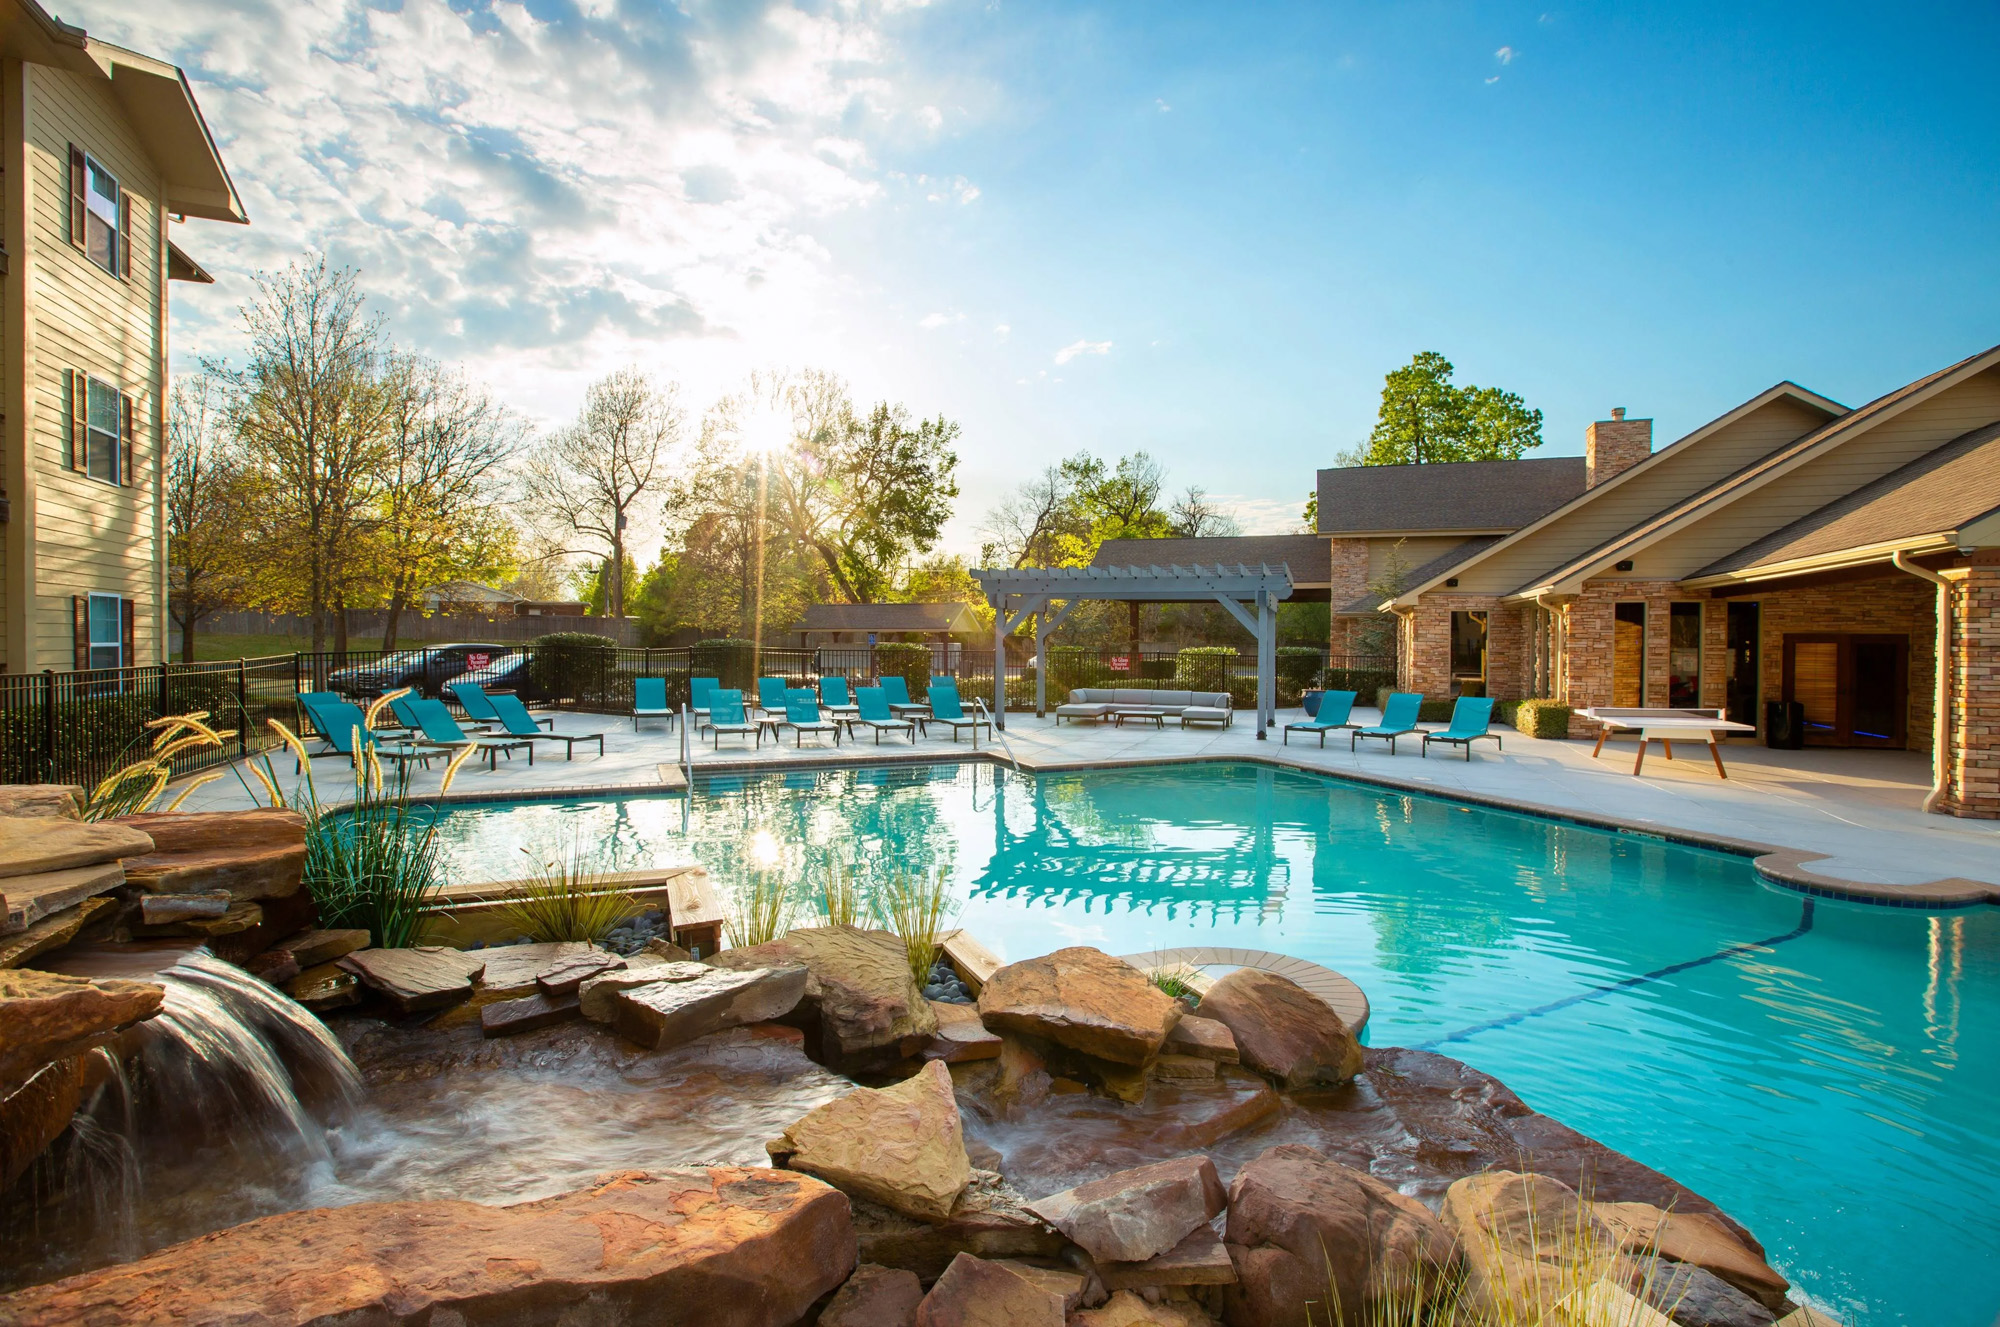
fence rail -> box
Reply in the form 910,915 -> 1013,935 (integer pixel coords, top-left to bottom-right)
1,642 -> 1383,790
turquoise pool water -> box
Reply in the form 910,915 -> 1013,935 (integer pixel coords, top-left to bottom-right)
426,761 -> 1998,1326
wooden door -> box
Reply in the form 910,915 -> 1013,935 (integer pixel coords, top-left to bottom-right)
1781,634 -> 1907,748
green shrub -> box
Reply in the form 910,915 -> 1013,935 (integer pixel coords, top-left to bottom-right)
873,642 -> 932,692
1511,698 -> 1572,739
1047,646 -> 1113,694
1319,666 -> 1396,700
1175,646 -> 1235,692
530,633 -> 617,701
1276,646 -> 1322,691
692,638 -> 756,690
1138,657 -> 1176,681
1374,686 -> 1454,722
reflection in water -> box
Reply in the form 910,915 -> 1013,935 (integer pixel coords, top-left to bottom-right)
421,761 -> 1997,1327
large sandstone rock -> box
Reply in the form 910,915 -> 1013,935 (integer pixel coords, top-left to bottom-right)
0,1168 -> 855,1326
977,947 -> 1183,1066
0,1055 -> 89,1189
1196,968 -> 1361,1089
612,962 -> 808,1050
1594,1201 -> 1790,1310
0,969 -> 163,1092
0,816 -> 151,878
579,954 -> 693,1020
1222,1143 -> 1457,1327
474,940 -> 601,996
1164,1014 -> 1239,1063
1073,1290 -> 1217,1327
1442,1170 -> 1622,1317
710,925 -> 939,1068
915,1252 -> 1066,1327
277,927 -> 370,969
339,946 -> 486,1012
0,784 -> 82,820
2,862 -> 126,933
925,999 -> 1002,1062
114,808 -> 308,900
851,1171 -> 1067,1281
1098,1222 -> 1237,1291
1027,1155 -> 1226,1265
0,897 -> 113,970
773,1059 -> 972,1222
1633,1258 -> 1777,1327
821,1263 -> 925,1327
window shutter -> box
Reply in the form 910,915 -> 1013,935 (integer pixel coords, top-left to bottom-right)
117,191 -> 131,278
121,598 -> 136,668
120,392 -> 134,486
63,370 -> 81,470
67,146 -> 85,250
72,596 -> 88,670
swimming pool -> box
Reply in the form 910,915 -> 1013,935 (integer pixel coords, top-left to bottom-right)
426,760 -> 1998,1326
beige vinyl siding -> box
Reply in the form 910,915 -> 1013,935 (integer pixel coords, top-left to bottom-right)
23,63 -> 165,668
1630,369 -> 2000,578
1442,397 -> 1835,596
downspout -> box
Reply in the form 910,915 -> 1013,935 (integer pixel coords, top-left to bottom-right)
1891,550 -> 1951,813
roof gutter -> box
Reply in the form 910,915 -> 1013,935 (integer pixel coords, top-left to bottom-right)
1890,549 -> 1951,814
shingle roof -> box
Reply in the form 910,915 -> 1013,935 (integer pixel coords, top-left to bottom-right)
1315,457 -> 1585,536
1512,342 -> 2000,594
1091,535 -> 1329,585
1336,538 -> 1500,614
794,602 -> 980,633
1692,422 -> 2000,578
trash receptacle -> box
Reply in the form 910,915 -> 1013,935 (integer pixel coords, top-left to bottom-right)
1765,700 -> 1805,749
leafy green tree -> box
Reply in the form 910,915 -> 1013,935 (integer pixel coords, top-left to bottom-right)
1362,352 -> 1542,465
578,555 -> 638,616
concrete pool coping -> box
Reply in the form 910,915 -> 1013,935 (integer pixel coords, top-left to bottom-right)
182,707 -> 2000,910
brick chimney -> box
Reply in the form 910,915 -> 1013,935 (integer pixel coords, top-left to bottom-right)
1586,407 -> 1651,488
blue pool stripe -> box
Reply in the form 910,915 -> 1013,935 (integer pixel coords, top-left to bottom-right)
1414,899 -> 1816,1050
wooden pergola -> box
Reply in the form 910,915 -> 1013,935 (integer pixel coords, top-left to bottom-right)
969,563 -> 1296,738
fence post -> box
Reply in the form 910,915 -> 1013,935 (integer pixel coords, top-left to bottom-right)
156,662 -> 168,729
237,659 -> 248,755
40,669 -> 56,783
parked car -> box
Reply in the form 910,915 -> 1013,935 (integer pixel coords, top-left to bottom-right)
328,644 -> 520,699
452,651 -> 533,698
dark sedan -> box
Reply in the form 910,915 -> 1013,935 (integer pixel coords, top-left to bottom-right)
327,644 -> 521,699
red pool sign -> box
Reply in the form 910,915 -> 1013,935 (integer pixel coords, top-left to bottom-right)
1109,655 -> 1129,670
466,653 -> 490,670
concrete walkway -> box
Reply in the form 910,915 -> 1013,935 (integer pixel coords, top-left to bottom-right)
176,705 -> 2000,901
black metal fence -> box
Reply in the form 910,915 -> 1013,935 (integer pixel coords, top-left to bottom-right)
0,657 -> 299,790
0,642 -> 1375,789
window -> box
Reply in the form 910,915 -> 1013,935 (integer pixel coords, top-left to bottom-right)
1612,602 -> 1647,706
1668,602 -> 1702,707
1449,610 -> 1488,696
87,593 -> 123,669
86,377 -> 122,483
67,146 -> 129,277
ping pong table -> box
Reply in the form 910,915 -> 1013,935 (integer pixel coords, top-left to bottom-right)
1575,706 -> 1758,778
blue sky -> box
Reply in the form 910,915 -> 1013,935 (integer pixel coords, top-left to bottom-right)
97,0 -> 2000,552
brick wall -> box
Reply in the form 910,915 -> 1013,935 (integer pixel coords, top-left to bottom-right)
1560,580 -> 1692,711
1941,561 -> 1999,818
1327,537 -> 1373,663
1399,592 -> 1527,699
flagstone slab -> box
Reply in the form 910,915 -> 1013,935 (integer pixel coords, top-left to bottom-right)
0,816 -> 151,879
339,947 -> 486,1012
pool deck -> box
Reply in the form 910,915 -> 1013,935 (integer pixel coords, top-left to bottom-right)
176,706 -> 2000,905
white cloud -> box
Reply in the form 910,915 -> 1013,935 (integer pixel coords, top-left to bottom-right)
1495,45 -> 1517,63
1486,75 -> 1501,84
919,104 -> 944,130
1054,338 -> 1112,364
1213,494 -> 1308,535
919,311 -> 964,329
1156,98 -> 1171,112
993,323 -> 1010,337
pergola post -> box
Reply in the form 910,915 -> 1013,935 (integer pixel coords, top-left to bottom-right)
992,594 -> 1008,729
1257,588 -> 1275,737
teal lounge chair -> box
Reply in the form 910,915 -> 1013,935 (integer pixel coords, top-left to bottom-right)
783,689 -> 842,747
293,698 -> 434,772
848,686 -> 916,744
818,676 -> 860,720
1283,690 -> 1360,747
926,681 -> 989,745
408,697 -> 534,770
707,689 -> 760,750
634,677 -> 675,732
296,691 -> 359,750
1352,692 -> 1424,754
450,680 -> 551,730
1422,696 -> 1502,761
879,675 -> 929,722
690,676 -> 719,732
491,693 -> 605,760
756,677 -> 790,717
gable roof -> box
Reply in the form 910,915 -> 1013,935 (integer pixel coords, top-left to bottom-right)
1092,534 -> 1329,586
1686,421 -> 2000,582
1382,381 -> 1861,606
795,602 -> 980,634
1337,538 -> 1498,614
1316,457 -> 1585,536
1497,344 -> 2000,598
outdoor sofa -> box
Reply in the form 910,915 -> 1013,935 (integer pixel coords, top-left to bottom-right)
1055,687 -> 1233,728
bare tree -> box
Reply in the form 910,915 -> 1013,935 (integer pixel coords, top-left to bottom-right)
225,257 -> 392,653
1168,486 -> 1243,538
166,370 -> 256,663
371,356 -> 525,649
520,369 -> 684,619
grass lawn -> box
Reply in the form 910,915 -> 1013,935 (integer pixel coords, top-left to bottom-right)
178,632 -> 314,662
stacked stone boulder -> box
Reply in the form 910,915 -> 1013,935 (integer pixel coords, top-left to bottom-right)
709,925 -> 940,1070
